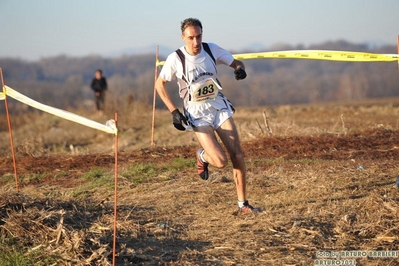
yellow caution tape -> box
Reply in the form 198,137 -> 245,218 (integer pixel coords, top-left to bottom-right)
3,85 -> 117,135
0,91 -> 5,101
155,50 -> 399,66
233,50 -> 399,62
156,60 -> 164,67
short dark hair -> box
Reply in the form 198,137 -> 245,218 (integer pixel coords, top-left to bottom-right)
96,69 -> 103,75
180,18 -> 202,33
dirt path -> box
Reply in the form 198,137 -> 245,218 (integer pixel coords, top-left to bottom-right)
1,128 -> 397,179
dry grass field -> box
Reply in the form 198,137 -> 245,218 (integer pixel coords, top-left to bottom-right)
1,97 -> 399,265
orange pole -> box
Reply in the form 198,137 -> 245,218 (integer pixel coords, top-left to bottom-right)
112,113 -> 118,266
0,68 -> 19,192
151,45 -> 160,146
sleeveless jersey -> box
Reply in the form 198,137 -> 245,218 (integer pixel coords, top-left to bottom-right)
159,42 -> 234,106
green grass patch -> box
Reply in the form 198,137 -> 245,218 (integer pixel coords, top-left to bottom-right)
121,157 -> 193,183
81,167 -> 108,181
0,248 -> 31,266
0,242 -> 58,266
0,251 -> 58,266
121,163 -> 158,183
21,173 -> 48,183
75,167 -> 113,193
1,173 -> 14,183
168,157 -> 193,171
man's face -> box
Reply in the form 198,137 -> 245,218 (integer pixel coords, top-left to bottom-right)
181,25 -> 202,56
95,71 -> 102,79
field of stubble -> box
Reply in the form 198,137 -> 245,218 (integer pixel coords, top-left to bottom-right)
1,98 -> 399,265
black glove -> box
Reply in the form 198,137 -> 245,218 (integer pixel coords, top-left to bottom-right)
234,68 -> 247,80
171,109 -> 187,131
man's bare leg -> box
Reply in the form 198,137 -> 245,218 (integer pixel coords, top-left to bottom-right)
193,118 -> 246,201
216,117 -> 246,202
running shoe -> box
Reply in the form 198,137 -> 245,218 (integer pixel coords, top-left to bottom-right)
238,200 -> 263,214
196,148 -> 209,180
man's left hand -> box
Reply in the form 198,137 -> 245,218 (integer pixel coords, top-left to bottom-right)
234,68 -> 247,80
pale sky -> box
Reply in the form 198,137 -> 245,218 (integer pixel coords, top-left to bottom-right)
1,0 -> 398,61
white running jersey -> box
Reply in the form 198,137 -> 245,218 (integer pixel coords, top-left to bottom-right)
159,42 -> 234,105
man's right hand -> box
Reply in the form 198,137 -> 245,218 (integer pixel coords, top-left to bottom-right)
171,109 -> 188,131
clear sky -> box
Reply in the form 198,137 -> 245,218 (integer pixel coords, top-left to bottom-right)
1,0 -> 398,61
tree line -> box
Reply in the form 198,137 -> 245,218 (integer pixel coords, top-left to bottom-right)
1,40 -> 398,113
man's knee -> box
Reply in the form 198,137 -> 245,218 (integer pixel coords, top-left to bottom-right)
213,156 -> 228,168
230,151 -> 244,164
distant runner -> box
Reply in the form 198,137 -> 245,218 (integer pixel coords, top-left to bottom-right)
90,69 -> 107,116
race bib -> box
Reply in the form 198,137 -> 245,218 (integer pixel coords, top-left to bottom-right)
190,78 -> 222,103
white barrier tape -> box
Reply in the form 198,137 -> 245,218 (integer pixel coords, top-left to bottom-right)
3,85 -> 117,135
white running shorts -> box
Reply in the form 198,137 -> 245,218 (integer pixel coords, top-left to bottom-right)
184,95 -> 235,130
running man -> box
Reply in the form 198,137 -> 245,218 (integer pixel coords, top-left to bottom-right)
154,18 -> 261,213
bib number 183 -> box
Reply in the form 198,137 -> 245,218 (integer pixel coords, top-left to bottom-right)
197,84 -> 215,97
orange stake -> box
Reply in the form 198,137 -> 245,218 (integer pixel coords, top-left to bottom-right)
151,45 -> 160,146
0,68 -> 19,192
112,113 -> 118,266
